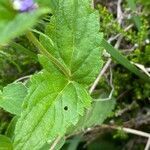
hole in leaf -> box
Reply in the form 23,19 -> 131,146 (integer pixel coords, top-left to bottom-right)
64,106 -> 68,111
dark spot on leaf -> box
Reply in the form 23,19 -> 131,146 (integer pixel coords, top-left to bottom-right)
64,106 -> 68,111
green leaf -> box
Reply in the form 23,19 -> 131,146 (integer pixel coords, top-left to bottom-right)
67,95 -> 115,133
67,135 -> 82,150
0,1 -> 16,20
14,1 -> 103,149
83,97 -> 116,128
101,39 -> 150,82
0,135 -> 13,150
14,70 -> 91,149
0,8 -> 49,45
40,0 -> 103,86
0,83 -> 27,115
6,117 -> 18,139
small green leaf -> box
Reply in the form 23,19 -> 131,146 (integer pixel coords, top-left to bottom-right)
0,83 -> 27,115
40,0 -> 103,86
67,135 -> 82,150
14,70 -> 91,149
0,0 -> 16,20
83,97 -> 116,128
6,117 -> 18,139
68,95 -> 115,133
0,8 -> 49,45
0,135 -> 13,150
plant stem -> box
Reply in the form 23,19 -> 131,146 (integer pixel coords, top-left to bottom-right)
26,31 -> 71,78
49,136 -> 62,150
145,137 -> 150,150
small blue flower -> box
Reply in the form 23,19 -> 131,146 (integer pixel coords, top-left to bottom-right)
12,0 -> 38,12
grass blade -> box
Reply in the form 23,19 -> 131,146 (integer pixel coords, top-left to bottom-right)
101,39 -> 150,82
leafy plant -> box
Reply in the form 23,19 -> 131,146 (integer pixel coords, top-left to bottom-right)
13,0 -> 104,148
0,0 -> 149,150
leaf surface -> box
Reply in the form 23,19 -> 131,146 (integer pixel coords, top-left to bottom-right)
83,97 -> 116,127
0,83 -> 27,115
40,0 -> 103,86
14,0 -> 103,149
14,70 -> 91,149
0,135 -> 13,150
67,95 -> 116,133
6,116 -> 18,139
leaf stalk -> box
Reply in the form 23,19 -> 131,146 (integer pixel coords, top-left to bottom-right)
26,31 -> 71,78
